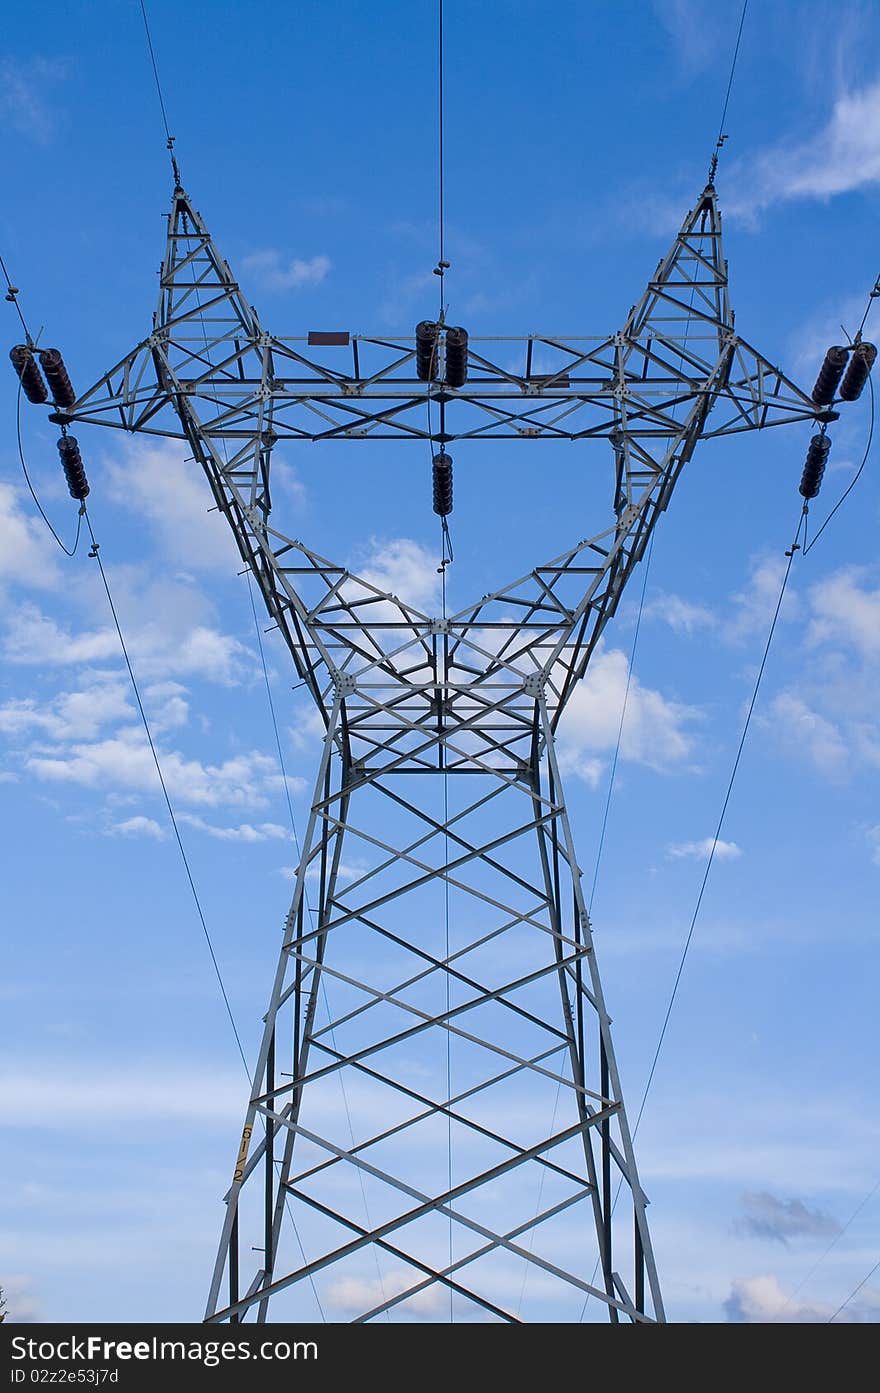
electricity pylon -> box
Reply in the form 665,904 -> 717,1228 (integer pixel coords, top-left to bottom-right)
59,177 -> 821,1323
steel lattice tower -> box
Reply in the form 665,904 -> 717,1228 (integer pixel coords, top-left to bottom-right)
58,175 -> 822,1323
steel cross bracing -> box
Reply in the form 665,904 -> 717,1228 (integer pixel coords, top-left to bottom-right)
57,177 -> 822,1323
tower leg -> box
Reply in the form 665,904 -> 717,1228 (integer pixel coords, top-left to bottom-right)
205,695 -> 663,1323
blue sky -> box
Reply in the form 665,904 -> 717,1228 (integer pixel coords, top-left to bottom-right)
1,0 -> 879,1324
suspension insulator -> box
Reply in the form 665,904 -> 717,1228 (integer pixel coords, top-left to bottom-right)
444,325 -> 468,387
810,345 -> 849,405
838,341 -> 877,401
9,344 -> 48,404
432,451 -> 453,516
416,320 -> 440,381
39,348 -> 77,408
799,432 -> 830,500
57,434 -> 90,501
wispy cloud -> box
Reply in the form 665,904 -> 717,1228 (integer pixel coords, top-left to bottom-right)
25,730 -> 279,809
0,57 -> 67,144
807,568 -> 880,663
109,815 -> 166,841
735,1191 -> 840,1245
0,483 -> 62,591
726,555 -> 800,643
668,837 -> 741,861
4,601 -> 253,687
177,813 -> 290,843
644,592 -> 717,636
729,78 -> 880,219
242,249 -> 331,292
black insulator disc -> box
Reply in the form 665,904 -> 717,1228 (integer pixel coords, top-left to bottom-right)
416,320 -> 439,381
9,344 -> 48,404
39,348 -> 77,408
810,345 -> 849,406
444,326 -> 468,387
839,342 -> 877,402
799,432 -> 830,499
57,434 -> 90,501
432,451 -> 453,516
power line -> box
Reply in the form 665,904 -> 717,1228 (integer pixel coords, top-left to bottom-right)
803,376 -> 874,555
84,508 -> 248,1072
138,0 -> 172,144
631,506 -> 804,1134
710,0 -> 749,178
438,0 -> 446,306
775,1174 -> 880,1322
244,570 -> 384,1319
137,0 -> 180,181
581,506 -> 804,1320
15,385 -> 83,556
829,1256 -> 880,1323
0,249 -> 34,343
588,531 -> 655,916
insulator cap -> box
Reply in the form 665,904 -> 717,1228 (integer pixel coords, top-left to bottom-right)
416,320 -> 439,381
432,450 -> 453,517
810,345 -> 849,406
39,348 -> 77,408
57,434 -> 89,501
9,344 -> 48,404
444,325 -> 468,388
799,432 -> 831,500
838,341 -> 877,402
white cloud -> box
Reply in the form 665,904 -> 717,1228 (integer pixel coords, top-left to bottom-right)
644,592 -> 716,636
724,1273 -> 880,1323
0,482 -> 61,590
730,79 -> 880,219
4,602 -> 253,686
0,1272 -> 42,1322
0,678 -> 133,742
25,729 -> 279,808
326,1270 -> 447,1318
807,569 -> 880,663
141,682 -> 189,732
356,536 -> 441,615
242,249 -> 331,291
288,705 -> 326,754
103,439 -> 242,573
668,837 -> 741,861
768,692 -> 850,779
557,644 -> 698,778
110,815 -> 166,841
178,813 -> 289,842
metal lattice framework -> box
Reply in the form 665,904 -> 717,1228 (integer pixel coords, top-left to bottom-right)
56,176 -> 821,1324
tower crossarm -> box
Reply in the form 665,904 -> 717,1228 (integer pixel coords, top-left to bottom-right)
51,178 -> 823,752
